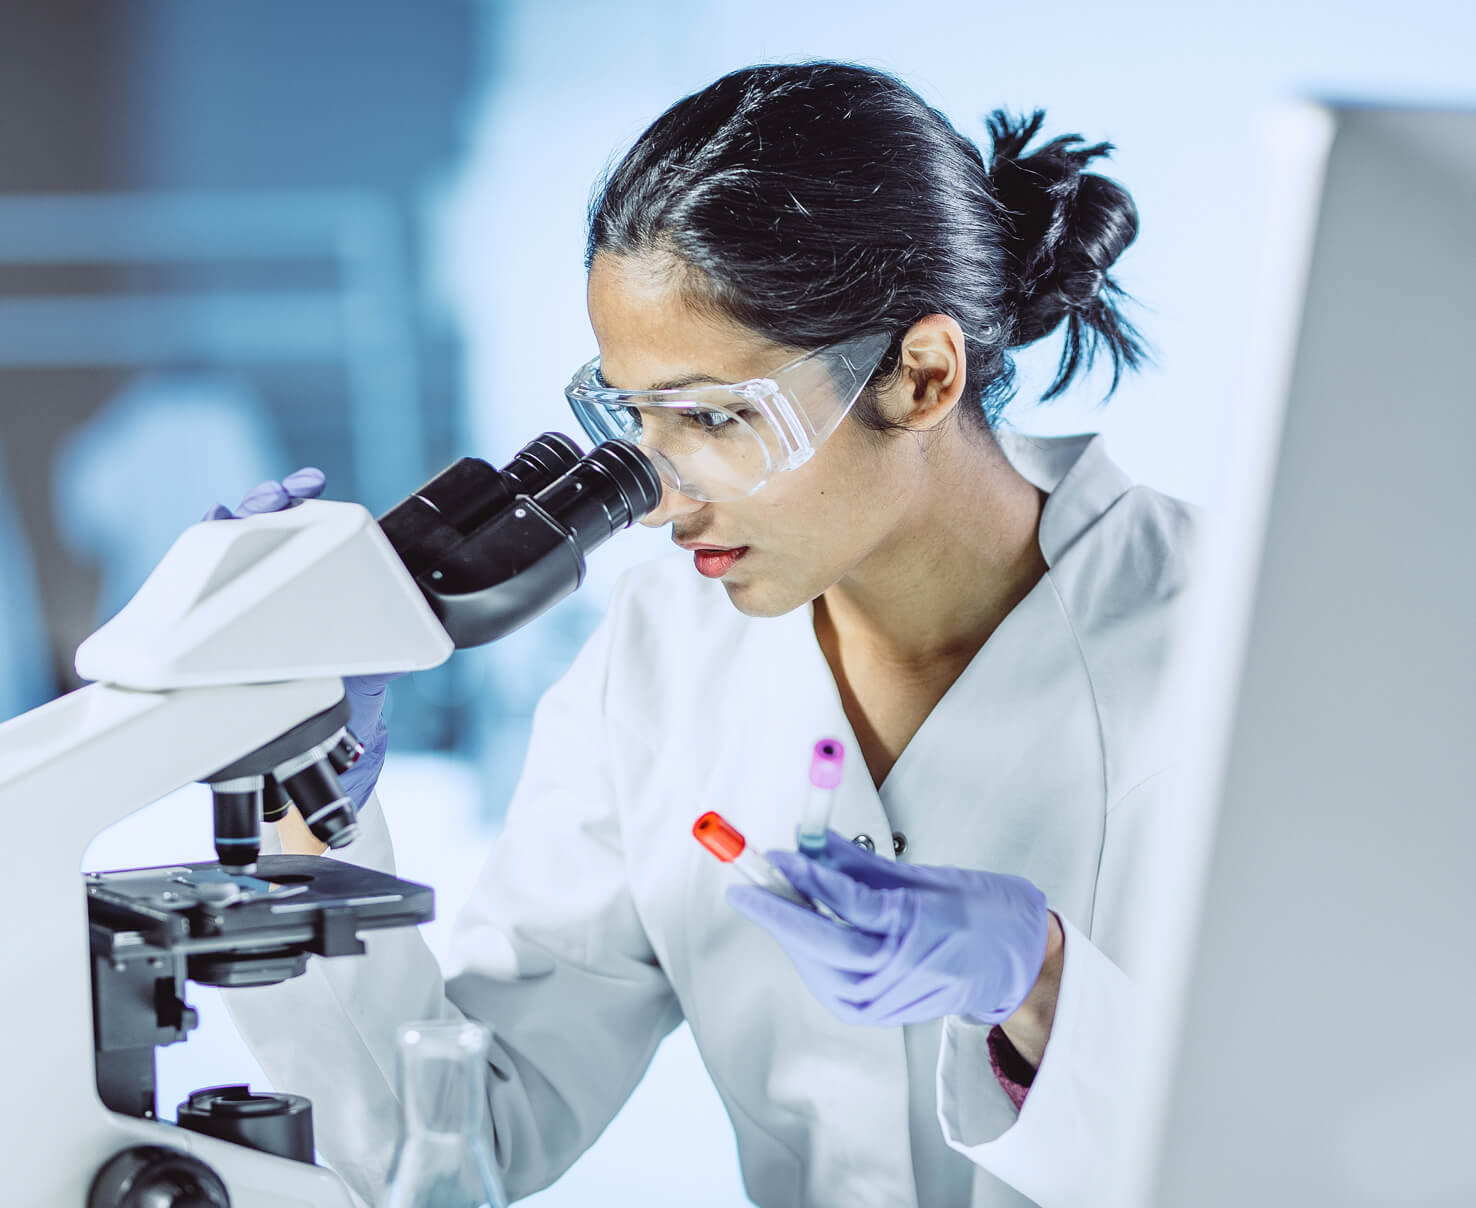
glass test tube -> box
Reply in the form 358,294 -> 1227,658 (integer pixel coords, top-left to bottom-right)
693,810 -> 850,925
693,811 -> 815,910
797,737 -> 845,856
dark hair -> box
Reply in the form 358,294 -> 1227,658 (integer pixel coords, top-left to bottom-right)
587,62 -> 1146,431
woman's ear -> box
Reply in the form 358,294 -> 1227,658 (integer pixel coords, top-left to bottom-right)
872,314 -> 968,430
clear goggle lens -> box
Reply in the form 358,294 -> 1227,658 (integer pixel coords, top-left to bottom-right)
567,397 -> 775,501
565,332 -> 891,504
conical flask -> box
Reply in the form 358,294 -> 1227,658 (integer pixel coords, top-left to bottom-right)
383,1019 -> 510,1208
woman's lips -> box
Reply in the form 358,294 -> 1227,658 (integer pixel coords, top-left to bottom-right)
693,547 -> 749,578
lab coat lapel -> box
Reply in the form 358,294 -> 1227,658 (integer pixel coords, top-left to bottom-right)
729,599 -> 896,862
873,570 -> 1106,926
866,430 -> 1127,922
678,602 -> 919,1206
769,594 -> 1095,1208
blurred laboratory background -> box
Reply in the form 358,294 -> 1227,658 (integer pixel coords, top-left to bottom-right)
2,1 -> 1472,1204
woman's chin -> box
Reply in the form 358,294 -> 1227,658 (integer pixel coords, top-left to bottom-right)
720,571 -> 812,619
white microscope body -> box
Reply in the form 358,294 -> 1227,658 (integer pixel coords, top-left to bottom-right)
0,432 -> 658,1206
0,500 -> 452,1207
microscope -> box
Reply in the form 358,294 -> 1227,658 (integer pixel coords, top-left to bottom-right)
0,435 -> 661,1207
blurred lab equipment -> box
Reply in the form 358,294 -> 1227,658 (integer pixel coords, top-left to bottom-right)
385,1020 -> 510,1208
0,432 -> 660,1207
0,436 -> 53,720
797,737 -> 844,857
53,370 -> 288,625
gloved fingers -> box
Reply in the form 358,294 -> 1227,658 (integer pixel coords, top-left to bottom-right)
346,689 -> 390,742
726,885 -> 889,970
808,829 -> 926,890
236,468 -> 327,515
766,944 -> 874,1023
726,888 -> 880,1017
767,850 -> 907,933
237,480 -> 292,514
849,980 -> 953,1027
847,922 -> 954,1004
830,893 -> 938,1002
282,466 -> 327,499
345,671 -> 406,697
337,719 -> 389,810
744,862 -> 908,978
202,503 -> 235,522
778,953 -> 872,1007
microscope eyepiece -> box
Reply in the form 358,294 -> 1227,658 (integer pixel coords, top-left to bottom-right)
379,433 -> 662,648
379,433 -> 586,579
531,438 -> 663,552
499,432 -> 585,497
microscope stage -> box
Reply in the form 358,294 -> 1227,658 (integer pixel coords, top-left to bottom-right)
86,856 -> 435,986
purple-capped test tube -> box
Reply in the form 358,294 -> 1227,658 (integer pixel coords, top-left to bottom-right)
797,737 -> 845,856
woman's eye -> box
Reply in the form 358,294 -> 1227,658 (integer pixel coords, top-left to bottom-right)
686,409 -> 736,433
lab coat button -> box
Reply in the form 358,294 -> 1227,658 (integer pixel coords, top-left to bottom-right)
892,831 -> 907,855
851,834 -> 875,852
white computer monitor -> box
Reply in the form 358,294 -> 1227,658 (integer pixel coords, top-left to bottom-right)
1119,104 -> 1476,1207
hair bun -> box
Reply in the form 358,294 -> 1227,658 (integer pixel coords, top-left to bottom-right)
986,111 -> 1146,397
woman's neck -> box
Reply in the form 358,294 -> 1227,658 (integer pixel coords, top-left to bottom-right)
817,436 -> 1049,671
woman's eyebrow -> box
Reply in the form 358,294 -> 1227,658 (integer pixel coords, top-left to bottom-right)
597,368 -> 728,392
645,372 -> 727,391
593,360 -> 732,386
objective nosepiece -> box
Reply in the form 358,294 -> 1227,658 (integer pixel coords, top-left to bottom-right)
326,728 -> 364,774
274,740 -> 360,849
211,775 -> 264,869
261,775 -> 292,823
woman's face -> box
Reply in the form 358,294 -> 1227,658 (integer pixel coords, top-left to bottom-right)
587,252 -> 926,618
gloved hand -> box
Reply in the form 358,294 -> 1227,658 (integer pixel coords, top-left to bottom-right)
202,466 -> 329,521
728,830 -> 1050,1026
205,467 -> 399,810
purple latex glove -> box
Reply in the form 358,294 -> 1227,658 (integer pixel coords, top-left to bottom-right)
202,466 -> 329,521
728,830 -> 1050,1026
205,467 -> 398,809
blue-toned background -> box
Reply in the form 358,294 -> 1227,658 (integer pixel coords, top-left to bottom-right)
2,1 -> 1472,1203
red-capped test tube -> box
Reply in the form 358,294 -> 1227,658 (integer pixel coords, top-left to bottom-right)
693,811 -> 816,910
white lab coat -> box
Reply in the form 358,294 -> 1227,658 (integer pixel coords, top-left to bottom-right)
225,431 -> 1199,1207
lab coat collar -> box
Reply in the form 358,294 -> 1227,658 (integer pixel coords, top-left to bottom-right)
994,430 -> 1133,568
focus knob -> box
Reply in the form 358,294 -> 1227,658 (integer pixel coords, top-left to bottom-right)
88,1145 -> 230,1208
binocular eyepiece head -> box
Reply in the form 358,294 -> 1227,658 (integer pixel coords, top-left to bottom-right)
379,434 -> 662,650
207,432 -> 662,870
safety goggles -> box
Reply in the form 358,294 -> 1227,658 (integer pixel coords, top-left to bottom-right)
565,331 -> 892,503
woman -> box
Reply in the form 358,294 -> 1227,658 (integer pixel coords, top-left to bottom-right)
226,61 -> 1197,1207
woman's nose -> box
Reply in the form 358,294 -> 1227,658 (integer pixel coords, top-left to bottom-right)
640,479 -> 704,527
